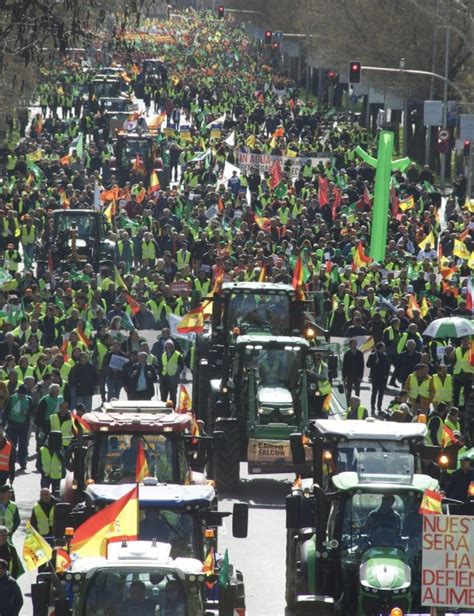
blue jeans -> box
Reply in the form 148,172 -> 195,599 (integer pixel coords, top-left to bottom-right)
76,395 -> 93,412
6,421 -> 29,468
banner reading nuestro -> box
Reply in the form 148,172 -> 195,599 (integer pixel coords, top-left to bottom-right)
422,514 -> 474,609
237,152 -> 330,178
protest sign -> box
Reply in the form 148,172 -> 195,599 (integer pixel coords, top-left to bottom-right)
237,152 -> 330,178
422,515 -> 474,609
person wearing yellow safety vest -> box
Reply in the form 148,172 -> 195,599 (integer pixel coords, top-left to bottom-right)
20,215 -> 37,269
158,339 -> 184,406
141,231 -> 158,268
115,231 -> 135,272
0,527 -> 23,581
453,337 -> 473,411
0,485 -> 19,537
49,402 -> 74,448
430,364 -> 453,407
193,270 -> 211,299
425,403 -> 447,446
345,396 -> 368,420
307,353 -> 332,418
39,431 -> 64,493
30,488 -> 57,540
405,363 -> 432,414
396,323 -> 423,355
176,243 -> 192,271
3,244 -> 21,274
445,407 -> 461,434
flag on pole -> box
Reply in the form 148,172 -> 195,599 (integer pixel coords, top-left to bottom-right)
218,549 -> 230,588
406,293 -> 420,318
148,170 -> 161,195
453,239 -> 469,260
269,159 -> 283,190
291,255 -> 305,300
23,521 -> 52,571
75,133 -> 84,161
177,306 -> 204,334
55,547 -> 72,573
419,489 -> 442,515
202,548 -> 215,576
399,195 -> 415,212
132,154 -> 146,175
76,325 -> 90,348
124,292 -> 140,315
418,231 -> 436,251
318,176 -> 329,206
114,266 -> 128,290
177,384 -> 192,413
352,242 -> 372,272
72,410 -> 91,435
467,277 -> 473,313
70,485 -> 138,557
136,440 -> 150,483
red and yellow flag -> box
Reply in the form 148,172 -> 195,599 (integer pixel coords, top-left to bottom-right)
76,325 -> 90,348
104,200 -> 117,223
55,547 -> 72,573
292,255 -> 304,296
135,187 -> 147,203
352,242 -> 372,272
189,413 -> 200,445
70,485 -> 138,557
419,489 -> 442,515
406,293 -> 420,319
136,440 -> 150,483
72,410 -> 91,435
177,384 -> 192,413
148,170 -> 161,195
177,306 -> 204,334
60,154 -> 71,166
125,292 -> 140,315
202,548 -> 215,575
132,154 -> 146,176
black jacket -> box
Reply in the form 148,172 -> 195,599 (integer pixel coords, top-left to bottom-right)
125,363 -> 158,398
342,349 -> 364,380
366,351 -> 391,381
0,573 -> 23,615
69,362 -> 98,396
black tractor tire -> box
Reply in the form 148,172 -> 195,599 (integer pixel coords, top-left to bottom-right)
285,530 -> 297,610
214,419 -> 240,492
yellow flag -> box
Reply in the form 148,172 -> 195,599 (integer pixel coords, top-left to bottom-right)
420,297 -> 430,318
246,134 -> 256,148
114,266 -> 128,290
399,195 -> 414,212
453,239 -> 469,260
468,252 -> 474,269
418,231 -> 436,251
23,521 -> 53,571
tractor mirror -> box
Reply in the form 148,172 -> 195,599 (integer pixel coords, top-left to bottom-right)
286,494 -> 301,529
211,431 -> 226,451
232,503 -> 248,538
328,355 -> 338,379
290,432 -> 306,465
53,503 -> 72,539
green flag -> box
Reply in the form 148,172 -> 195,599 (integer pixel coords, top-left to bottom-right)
26,161 -> 44,182
76,133 -> 84,161
218,549 -> 230,588
120,312 -> 135,331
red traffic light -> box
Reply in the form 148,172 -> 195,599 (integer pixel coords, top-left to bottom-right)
218,5 -> 224,17
349,61 -> 361,83
272,41 -> 280,49
327,70 -> 338,80
464,140 -> 471,155
264,30 -> 273,45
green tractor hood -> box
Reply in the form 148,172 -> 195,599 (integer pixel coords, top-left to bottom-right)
359,547 -> 411,591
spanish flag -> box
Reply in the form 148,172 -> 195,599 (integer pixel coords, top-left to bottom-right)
352,241 -> 372,272
55,547 -> 72,573
148,170 -> 161,195
136,440 -> 149,483
132,154 -> 146,176
202,271 -> 224,318
202,548 -> 215,576
135,187 -> 147,203
76,325 -> 90,348
177,305 -> 204,334
406,293 -> 420,318
70,485 -> 138,557
419,489 -> 442,515
190,413 -> 200,445
291,255 -> 305,300
177,384 -> 192,413
60,154 -> 71,166
72,410 -> 91,435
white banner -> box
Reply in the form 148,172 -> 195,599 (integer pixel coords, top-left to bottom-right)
237,152 -> 330,178
422,515 -> 474,609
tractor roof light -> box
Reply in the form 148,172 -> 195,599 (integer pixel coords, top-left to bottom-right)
390,609 -> 404,616
65,527 -> 74,537
322,450 -> 333,463
438,454 -> 449,468
204,529 -> 215,538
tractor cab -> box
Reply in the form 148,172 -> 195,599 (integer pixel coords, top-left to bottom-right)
88,77 -> 121,100
62,401 -> 207,504
285,453 -> 441,616
114,130 -> 159,182
99,97 -> 138,137
32,541 -> 237,616
44,209 -> 115,273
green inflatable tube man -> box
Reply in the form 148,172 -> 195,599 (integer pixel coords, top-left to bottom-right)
355,130 -> 410,262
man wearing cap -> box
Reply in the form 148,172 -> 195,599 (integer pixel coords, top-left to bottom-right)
158,340 -> 184,406
0,429 -> 14,487
0,486 -> 19,537
2,385 -> 33,470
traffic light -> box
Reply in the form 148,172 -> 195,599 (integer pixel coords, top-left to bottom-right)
327,70 -> 338,80
349,61 -> 361,83
264,30 -> 273,46
217,5 -> 224,18
464,140 -> 471,156
272,41 -> 280,51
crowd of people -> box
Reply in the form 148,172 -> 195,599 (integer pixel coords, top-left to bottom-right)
0,8 -> 471,609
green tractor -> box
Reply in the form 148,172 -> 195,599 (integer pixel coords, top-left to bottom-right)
192,281 -> 312,424
207,335 -> 345,491
285,451 -> 439,615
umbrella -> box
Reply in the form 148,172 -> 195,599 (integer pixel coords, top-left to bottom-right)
423,317 -> 474,339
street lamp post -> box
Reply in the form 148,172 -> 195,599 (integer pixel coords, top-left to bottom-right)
440,26 -> 450,191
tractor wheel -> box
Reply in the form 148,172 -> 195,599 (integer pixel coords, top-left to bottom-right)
214,419 -> 240,492
285,530 -> 297,610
